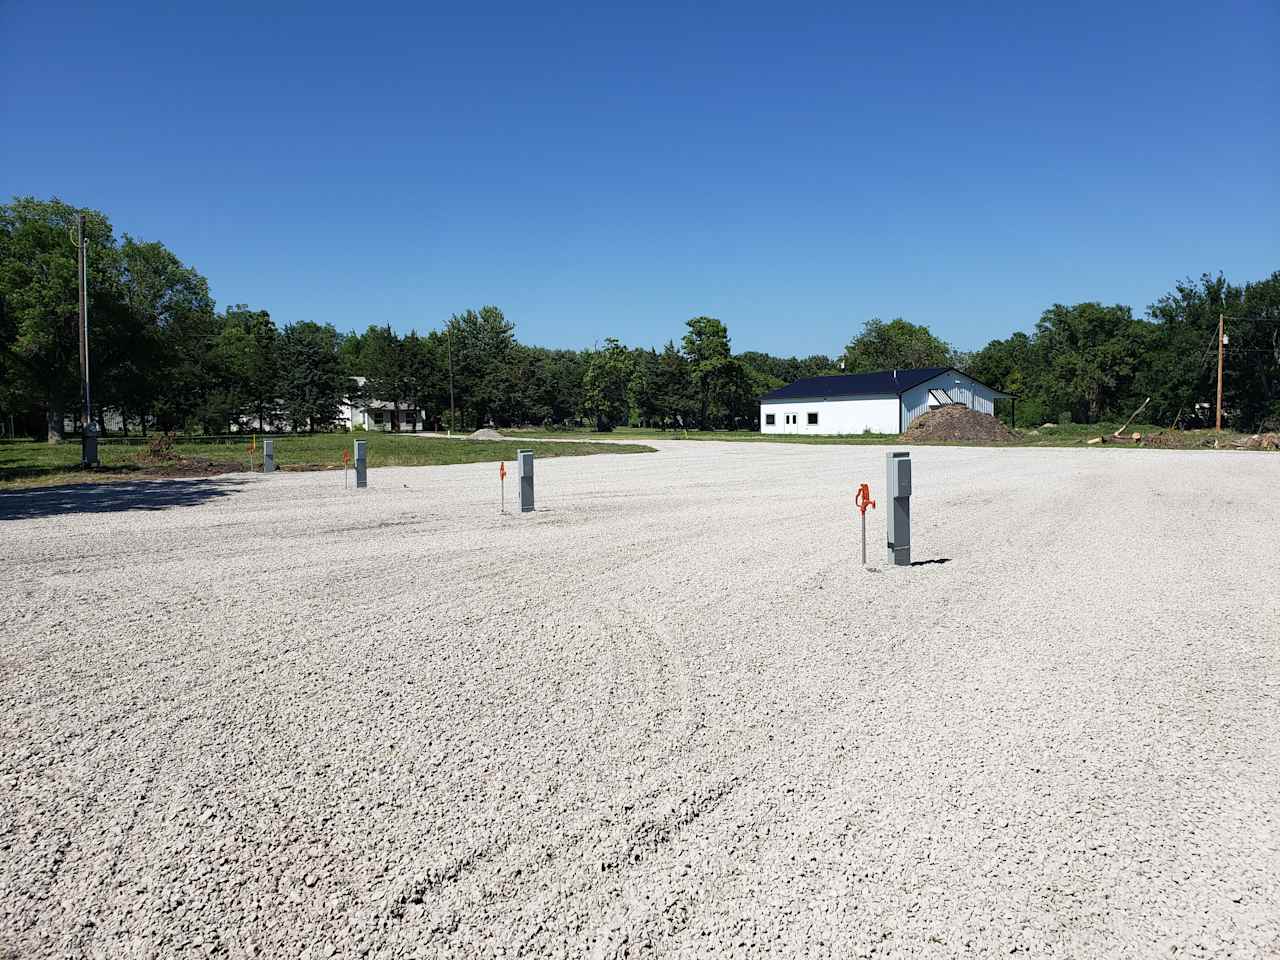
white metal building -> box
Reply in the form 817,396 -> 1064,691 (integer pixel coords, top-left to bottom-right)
759,367 -> 1011,435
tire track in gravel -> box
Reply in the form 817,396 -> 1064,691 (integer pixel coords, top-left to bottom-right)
369,528 -> 728,952
331,513 -> 751,955
5,504 -> 476,953
478,514 -> 927,955
10,630 -> 323,955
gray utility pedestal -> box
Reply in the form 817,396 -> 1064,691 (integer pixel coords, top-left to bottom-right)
354,440 -> 367,488
886,451 -> 911,566
517,449 -> 534,512
263,439 -> 275,473
82,425 -> 99,469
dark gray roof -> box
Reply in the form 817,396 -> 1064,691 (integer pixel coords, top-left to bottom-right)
760,367 -> 952,403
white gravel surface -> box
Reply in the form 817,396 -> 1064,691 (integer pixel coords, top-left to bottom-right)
2,441 -> 1278,959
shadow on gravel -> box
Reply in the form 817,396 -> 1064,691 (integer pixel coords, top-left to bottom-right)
910,557 -> 952,566
0,477 -> 248,521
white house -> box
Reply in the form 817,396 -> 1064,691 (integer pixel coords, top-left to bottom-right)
340,376 -> 425,432
759,367 -> 1012,435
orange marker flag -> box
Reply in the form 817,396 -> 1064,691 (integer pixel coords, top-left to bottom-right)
499,461 -> 507,480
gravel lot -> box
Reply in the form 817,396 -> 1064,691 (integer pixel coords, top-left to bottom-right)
2,441 -> 1278,959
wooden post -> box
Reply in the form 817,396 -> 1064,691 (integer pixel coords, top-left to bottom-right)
1216,312 -> 1225,432
75,214 -> 98,466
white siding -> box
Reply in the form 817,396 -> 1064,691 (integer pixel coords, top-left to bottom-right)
900,371 -> 997,430
760,396 -> 900,436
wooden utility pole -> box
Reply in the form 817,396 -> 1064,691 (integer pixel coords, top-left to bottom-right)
75,214 -> 99,466
446,320 -> 456,436
1215,313 -> 1225,432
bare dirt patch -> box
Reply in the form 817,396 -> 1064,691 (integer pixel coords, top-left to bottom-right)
129,435 -> 250,478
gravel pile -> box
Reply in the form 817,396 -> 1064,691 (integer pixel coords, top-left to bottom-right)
902,404 -> 1018,443
2,443 -> 1278,958
466,428 -> 505,440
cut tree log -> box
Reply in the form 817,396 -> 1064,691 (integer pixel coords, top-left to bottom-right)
1114,397 -> 1151,437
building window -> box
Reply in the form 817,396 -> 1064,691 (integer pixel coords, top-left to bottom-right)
765,413 -> 775,425
807,412 -> 818,425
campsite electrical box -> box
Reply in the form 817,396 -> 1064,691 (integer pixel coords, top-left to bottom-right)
517,449 -> 534,512
263,439 -> 275,473
893,455 -> 911,497
886,451 -> 911,566
82,425 -> 99,469
354,440 -> 367,489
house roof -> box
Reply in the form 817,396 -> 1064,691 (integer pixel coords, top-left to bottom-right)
760,367 -> 948,402
759,367 -> 1013,403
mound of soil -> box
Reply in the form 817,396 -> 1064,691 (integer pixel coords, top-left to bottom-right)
902,404 -> 1018,443
467,428 -> 506,440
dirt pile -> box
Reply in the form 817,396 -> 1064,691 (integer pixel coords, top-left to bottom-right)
467,428 -> 506,440
134,433 -> 179,465
902,404 -> 1018,443
132,433 -> 248,477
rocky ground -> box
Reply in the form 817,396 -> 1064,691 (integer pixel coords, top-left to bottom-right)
2,442 -> 1277,958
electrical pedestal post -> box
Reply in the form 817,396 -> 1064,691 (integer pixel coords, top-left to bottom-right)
354,440 -> 367,488
517,449 -> 534,513
263,439 -> 275,473
885,451 -> 911,566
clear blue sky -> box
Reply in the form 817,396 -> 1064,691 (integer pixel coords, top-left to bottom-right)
3,0 -> 1276,356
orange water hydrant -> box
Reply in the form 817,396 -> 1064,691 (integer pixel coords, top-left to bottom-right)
855,483 -> 876,516
855,483 -> 876,565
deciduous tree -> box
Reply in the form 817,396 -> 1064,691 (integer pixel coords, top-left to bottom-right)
841,317 -> 953,374
582,338 -> 632,429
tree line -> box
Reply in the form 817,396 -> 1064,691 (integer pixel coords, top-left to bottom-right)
2,196 -> 1277,439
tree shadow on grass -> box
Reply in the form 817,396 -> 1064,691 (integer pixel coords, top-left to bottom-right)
0,463 -> 142,484
0,477 -> 249,521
